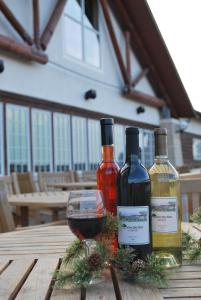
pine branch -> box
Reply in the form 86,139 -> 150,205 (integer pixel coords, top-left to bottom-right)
63,239 -> 84,265
191,207 -> 201,224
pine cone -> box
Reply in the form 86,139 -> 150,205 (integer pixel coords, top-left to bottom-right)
131,259 -> 145,273
87,252 -> 103,270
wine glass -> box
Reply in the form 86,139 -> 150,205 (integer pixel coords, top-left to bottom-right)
67,189 -> 106,258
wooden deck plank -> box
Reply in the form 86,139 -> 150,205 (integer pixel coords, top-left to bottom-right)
168,279 -> 201,288
169,271 -> 201,280
171,265 -> 201,272
16,258 -> 59,300
0,259 -> 35,299
161,287 -> 201,298
0,259 -> 10,274
118,281 -> 163,300
50,287 -> 81,300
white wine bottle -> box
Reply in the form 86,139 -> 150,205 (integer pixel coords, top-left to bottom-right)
149,128 -> 182,267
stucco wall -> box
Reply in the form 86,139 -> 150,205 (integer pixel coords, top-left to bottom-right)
0,0 -> 160,126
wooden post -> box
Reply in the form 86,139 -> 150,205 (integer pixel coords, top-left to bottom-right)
0,0 -> 33,45
132,68 -> 149,87
124,31 -> 131,88
0,35 -> 48,64
100,0 -> 129,85
40,0 -> 68,50
32,0 -> 40,49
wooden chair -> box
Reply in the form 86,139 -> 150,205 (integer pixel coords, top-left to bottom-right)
12,172 -> 37,194
75,170 -> 97,182
38,171 -> 75,192
180,176 -> 201,222
0,186 -> 66,233
0,176 -> 14,195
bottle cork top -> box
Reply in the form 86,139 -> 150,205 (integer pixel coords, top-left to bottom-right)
154,128 -> 167,135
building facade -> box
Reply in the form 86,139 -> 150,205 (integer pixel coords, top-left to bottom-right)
0,0 -> 199,175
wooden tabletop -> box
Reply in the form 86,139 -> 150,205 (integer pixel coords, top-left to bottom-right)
0,224 -> 201,299
8,191 -> 69,208
47,181 -> 97,190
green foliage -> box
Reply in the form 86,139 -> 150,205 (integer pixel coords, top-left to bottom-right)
136,253 -> 168,288
182,232 -> 201,262
63,239 -> 84,265
113,247 -> 137,278
191,207 -> 201,224
102,213 -> 119,235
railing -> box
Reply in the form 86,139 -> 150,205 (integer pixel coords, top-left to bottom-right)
180,172 -> 201,221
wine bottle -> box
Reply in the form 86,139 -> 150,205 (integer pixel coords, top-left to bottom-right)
96,118 -> 120,215
149,128 -> 182,267
117,127 -> 152,259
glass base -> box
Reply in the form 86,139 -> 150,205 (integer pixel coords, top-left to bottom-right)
154,248 -> 182,268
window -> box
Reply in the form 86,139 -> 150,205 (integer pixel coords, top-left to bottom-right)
32,109 -> 52,172
54,113 -> 72,171
140,129 -> 154,168
72,116 -> 87,170
88,119 -> 101,170
114,124 -> 125,167
64,0 -> 100,67
193,138 -> 201,160
6,105 -> 30,174
0,103 -> 3,175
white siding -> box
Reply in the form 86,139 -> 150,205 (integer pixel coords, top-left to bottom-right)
0,1 -> 160,126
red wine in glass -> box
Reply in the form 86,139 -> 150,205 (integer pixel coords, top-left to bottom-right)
67,215 -> 106,240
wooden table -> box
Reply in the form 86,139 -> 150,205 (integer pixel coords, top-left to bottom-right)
0,224 -> 200,299
8,191 -> 69,227
47,181 -> 97,190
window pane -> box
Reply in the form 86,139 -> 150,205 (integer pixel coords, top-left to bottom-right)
54,113 -> 72,172
72,116 -> 87,171
114,124 -> 125,167
84,0 -> 98,30
64,0 -> 81,22
6,105 -> 30,174
0,103 -> 3,175
64,17 -> 82,60
84,28 -> 100,67
88,119 -> 101,170
32,109 -> 52,172
193,138 -> 201,160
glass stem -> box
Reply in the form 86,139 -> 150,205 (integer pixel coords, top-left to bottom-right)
83,239 -> 93,257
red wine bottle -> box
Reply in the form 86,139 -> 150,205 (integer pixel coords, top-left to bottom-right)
117,127 -> 152,259
96,118 -> 120,215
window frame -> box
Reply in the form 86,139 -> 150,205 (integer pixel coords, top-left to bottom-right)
31,108 -> 53,173
63,0 -> 101,69
53,112 -> 72,172
192,138 -> 201,161
6,104 -> 31,174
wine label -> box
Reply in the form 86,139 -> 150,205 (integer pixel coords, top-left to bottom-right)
117,206 -> 150,245
151,197 -> 178,233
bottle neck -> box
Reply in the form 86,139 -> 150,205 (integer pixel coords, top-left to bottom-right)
102,145 -> 114,162
125,133 -> 139,164
154,155 -> 169,164
126,153 -> 140,165
154,133 -> 168,158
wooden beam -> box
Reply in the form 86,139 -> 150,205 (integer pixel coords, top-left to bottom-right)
0,35 -> 48,64
32,0 -> 40,49
125,90 -> 165,108
100,0 -> 129,85
0,0 -> 33,45
132,68 -> 149,87
112,0 -> 177,114
124,31 -> 131,87
40,0 -> 67,50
